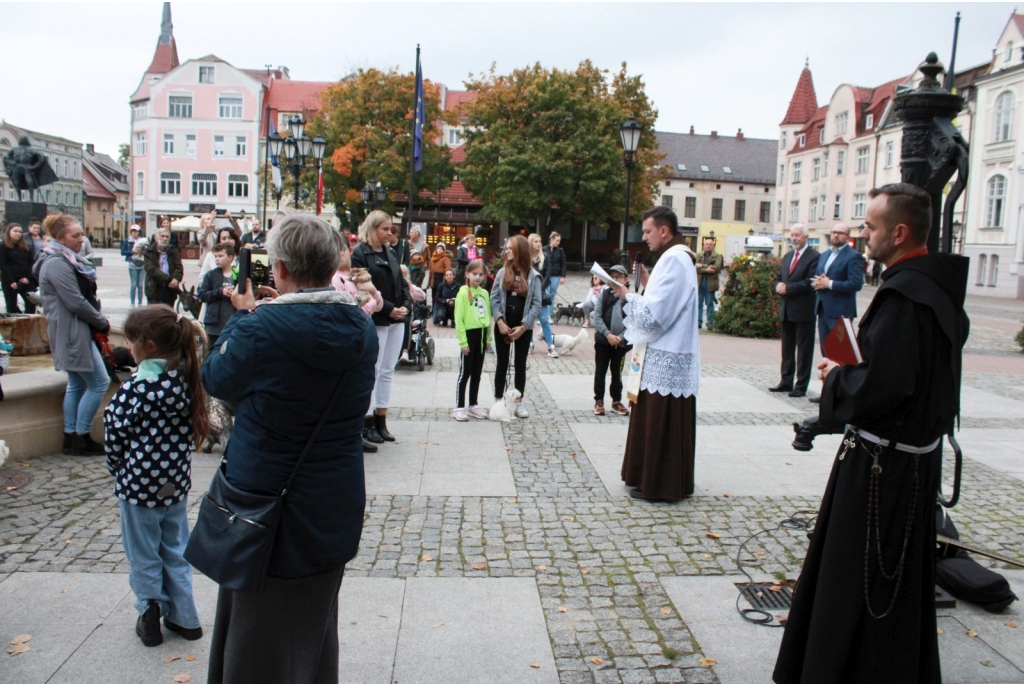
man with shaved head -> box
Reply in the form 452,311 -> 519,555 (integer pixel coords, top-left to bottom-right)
769,224 -> 819,397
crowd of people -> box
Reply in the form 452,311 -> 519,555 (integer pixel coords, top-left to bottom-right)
5,183 -> 966,683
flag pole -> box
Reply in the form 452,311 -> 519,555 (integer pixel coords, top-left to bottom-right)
406,44 -> 421,238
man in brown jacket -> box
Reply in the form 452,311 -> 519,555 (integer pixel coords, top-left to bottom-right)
695,238 -> 724,329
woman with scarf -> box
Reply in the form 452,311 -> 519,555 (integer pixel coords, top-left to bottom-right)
33,214 -> 110,456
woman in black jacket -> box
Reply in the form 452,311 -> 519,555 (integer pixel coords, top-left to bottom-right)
1,222 -> 38,314
351,210 -> 412,444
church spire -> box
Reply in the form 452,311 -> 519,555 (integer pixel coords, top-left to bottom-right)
146,2 -> 180,75
781,61 -> 818,126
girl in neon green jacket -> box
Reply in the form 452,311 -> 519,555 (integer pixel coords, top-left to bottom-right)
453,260 -> 493,421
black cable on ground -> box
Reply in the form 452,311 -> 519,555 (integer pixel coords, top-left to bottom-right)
734,510 -> 818,627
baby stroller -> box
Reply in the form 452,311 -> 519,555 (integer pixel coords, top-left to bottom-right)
407,300 -> 435,371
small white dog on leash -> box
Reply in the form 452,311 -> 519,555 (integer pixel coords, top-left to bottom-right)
488,387 -> 523,422
551,328 -> 589,355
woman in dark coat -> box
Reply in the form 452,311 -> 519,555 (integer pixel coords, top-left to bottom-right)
351,210 -> 412,445
0,222 -> 38,314
202,214 -> 377,683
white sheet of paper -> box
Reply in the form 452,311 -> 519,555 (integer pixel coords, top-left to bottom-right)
590,262 -> 619,287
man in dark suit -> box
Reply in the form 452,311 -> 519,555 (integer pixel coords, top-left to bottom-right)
769,224 -> 819,397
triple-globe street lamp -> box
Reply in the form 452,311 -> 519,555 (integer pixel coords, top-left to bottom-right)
618,116 -> 642,267
268,115 -> 326,210
360,179 -> 387,209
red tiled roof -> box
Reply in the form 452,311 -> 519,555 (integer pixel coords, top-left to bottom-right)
146,39 -> 179,75
82,167 -> 116,200
1013,13 -> 1024,35
781,67 -> 818,125
788,106 -> 828,156
449,146 -> 467,163
395,180 -> 482,207
854,75 -> 911,136
444,90 -> 477,112
262,80 -> 332,136
242,68 -> 286,85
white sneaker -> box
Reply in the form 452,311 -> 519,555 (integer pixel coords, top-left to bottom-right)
453,408 -> 469,422
547,348 -> 559,358
467,405 -> 488,419
514,402 -> 529,419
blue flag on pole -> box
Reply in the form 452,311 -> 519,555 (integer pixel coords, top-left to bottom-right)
413,58 -> 424,173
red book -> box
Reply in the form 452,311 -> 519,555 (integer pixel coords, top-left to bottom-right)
823,317 -> 863,366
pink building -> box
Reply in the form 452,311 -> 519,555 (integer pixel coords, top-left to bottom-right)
129,3 -> 285,234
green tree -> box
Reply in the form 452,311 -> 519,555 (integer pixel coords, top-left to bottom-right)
117,143 -> 130,171
459,60 -> 665,235
311,67 -> 454,226
713,254 -> 782,339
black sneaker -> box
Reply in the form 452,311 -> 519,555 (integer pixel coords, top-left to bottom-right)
70,434 -> 105,456
62,432 -> 74,455
136,601 -> 163,647
164,617 -> 203,641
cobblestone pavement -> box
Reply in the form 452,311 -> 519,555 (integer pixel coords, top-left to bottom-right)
2,252 -> 1023,683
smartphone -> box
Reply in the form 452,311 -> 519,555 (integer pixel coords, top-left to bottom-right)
237,248 -> 251,293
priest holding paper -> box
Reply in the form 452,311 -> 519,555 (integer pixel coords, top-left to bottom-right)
774,183 -> 969,683
607,206 -> 699,502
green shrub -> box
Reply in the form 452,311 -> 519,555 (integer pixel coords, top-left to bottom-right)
713,253 -> 781,339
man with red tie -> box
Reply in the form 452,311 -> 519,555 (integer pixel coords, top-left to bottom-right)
769,224 -> 820,397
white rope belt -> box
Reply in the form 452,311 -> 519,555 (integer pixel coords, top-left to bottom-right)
850,426 -> 941,455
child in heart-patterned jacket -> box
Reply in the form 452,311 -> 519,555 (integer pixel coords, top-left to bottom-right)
104,305 -> 211,647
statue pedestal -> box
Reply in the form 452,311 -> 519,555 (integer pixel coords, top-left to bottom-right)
0,314 -> 50,355
2,200 -> 49,228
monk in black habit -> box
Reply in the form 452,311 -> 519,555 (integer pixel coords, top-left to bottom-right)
773,183 -> 968,684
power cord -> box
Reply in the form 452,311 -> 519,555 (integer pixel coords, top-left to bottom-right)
734,510 -> 818,627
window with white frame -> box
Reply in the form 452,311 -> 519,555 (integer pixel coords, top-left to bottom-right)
133,102 -> 149,120
199,66 -> 215,84
819,128 -> 825,144
833,194 -> 842,219
192,173 -> 217,196
865,114 -> 874,129
856,146 -> 870,173
976,254 -> 987,284
989,255 -> 1000,286
812,157 -> 820,181
819,195 -> 827,220
133,131 -> 147,156
1005,43 -> 1013,64
186,134 -> 197,156
835,112 -> 848,135
781,132 -> 787,149
853,193 -> 867,218
235,136 -> 247,157
885,141 -> 894,168
994,91 -> 1014,143
136,171 -> 144,195
160,172 -> 181,195
798,133 -> 805,147
448,128 -> 462,146
213,135 -> 225,157
777,201 -> 783,222
985,175 -> 1006,227
219,96 -> 243,119
789,200 -> 799,222
792,161 -> 802,183
163,133 -> 174,155
836,150 -> 845,175
227,174 -> 249,198
809,197 -> 818,220
779,164 -> 785,185
168,95 -> 193,118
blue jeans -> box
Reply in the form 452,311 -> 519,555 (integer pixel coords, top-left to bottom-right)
119,499 -> 201,628
698,279 -> 716,326
64,342 -> 110,434
128,267 -> 145,305
539,281 -> 558,346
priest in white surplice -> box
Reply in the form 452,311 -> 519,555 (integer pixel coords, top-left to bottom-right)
609,206 -> 699,501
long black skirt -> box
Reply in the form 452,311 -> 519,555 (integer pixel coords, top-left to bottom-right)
772,437 -> 941,683
207,566 -> 345,684
621,391 -> 696,500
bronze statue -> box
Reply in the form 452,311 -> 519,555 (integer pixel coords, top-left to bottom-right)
3,137 -> 58,199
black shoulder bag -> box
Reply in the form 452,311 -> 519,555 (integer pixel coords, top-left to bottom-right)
185,373 -> 347,593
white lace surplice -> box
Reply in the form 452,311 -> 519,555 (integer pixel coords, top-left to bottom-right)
623,245 -> 700,398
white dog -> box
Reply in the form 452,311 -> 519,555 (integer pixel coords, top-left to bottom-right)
551,328 -> 589,355
488,387 -> 523,422
0,439 -> 8,469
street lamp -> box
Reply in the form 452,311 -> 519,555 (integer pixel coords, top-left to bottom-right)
360,179 -> 387,209
952,220 -> 964,253
619,116 -> 642,267
278,115 -> 326,209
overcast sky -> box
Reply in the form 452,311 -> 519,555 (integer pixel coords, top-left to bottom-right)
0,2 -> 1018,160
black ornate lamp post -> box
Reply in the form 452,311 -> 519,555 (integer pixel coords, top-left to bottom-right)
279,115 -> 326,210
360,179 -> 388,210
264,130 -> 283,222
893,52 -> 969,254
619,116 -> 642,267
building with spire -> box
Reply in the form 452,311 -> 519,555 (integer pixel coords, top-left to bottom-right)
128,3 -> 287,235
773,58 -> 984,258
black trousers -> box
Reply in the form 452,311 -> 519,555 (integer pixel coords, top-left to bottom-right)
2,284 -> 35,314
493,322 -> 531,398
779,319 -> 815,392
594,342 -> 628,403
456,328 -> 486,408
